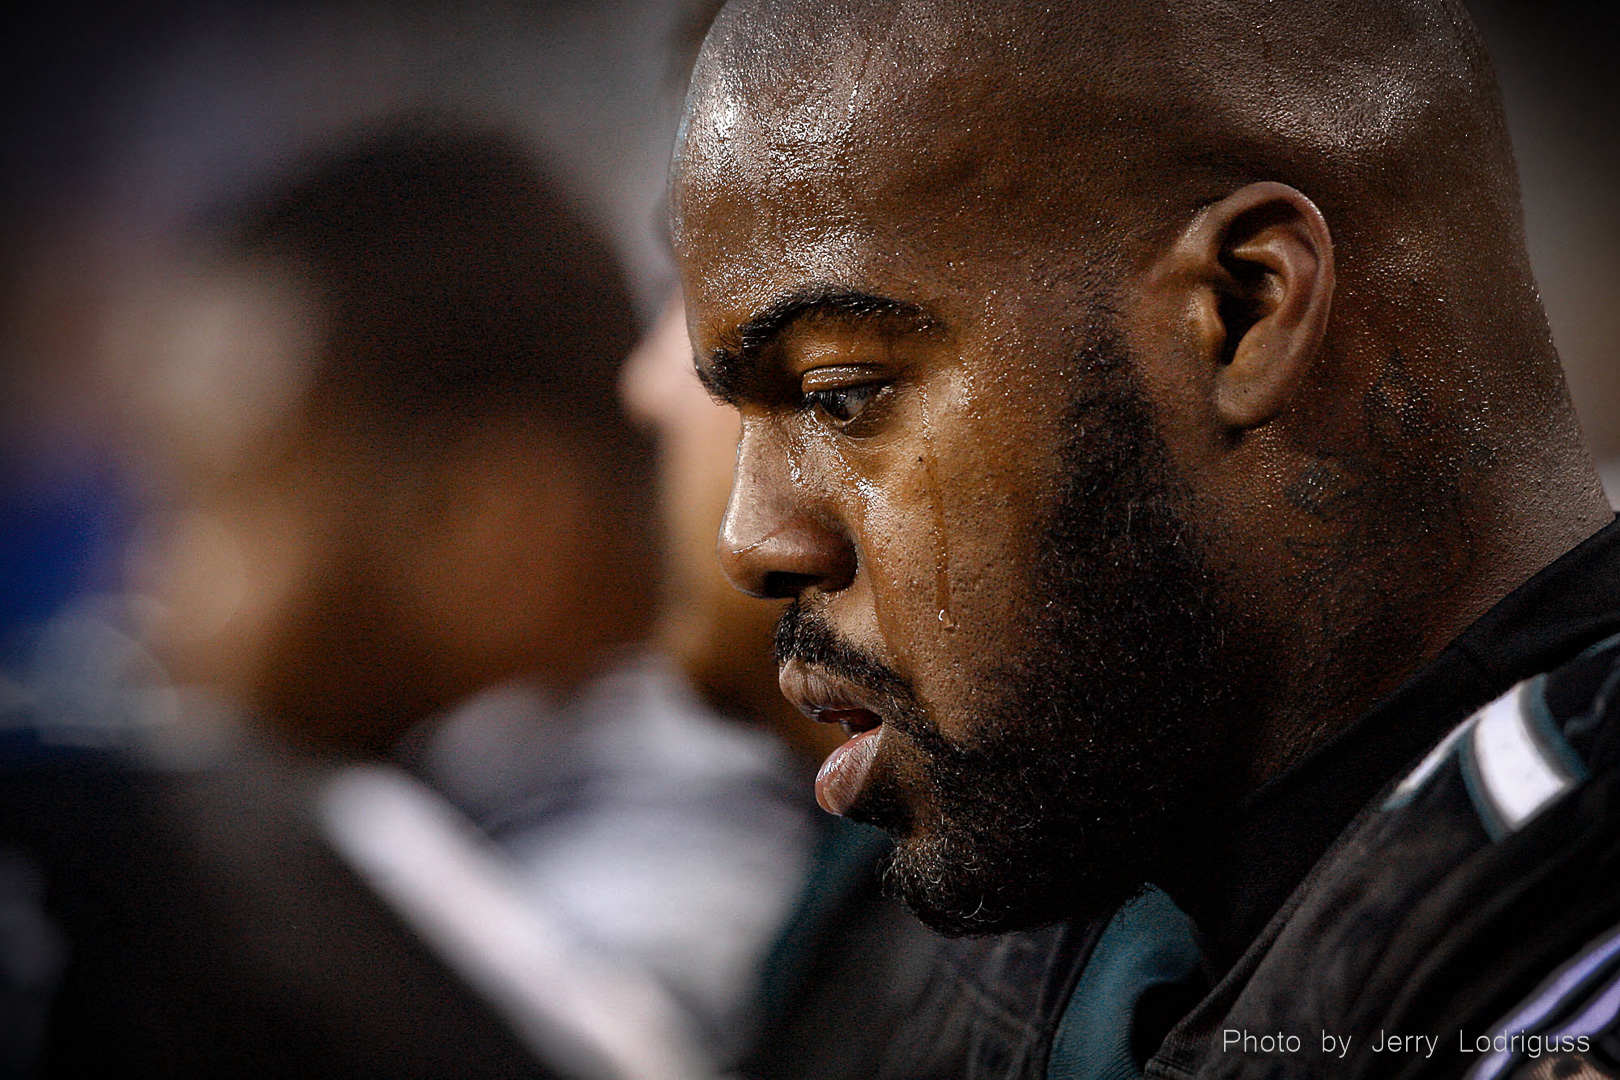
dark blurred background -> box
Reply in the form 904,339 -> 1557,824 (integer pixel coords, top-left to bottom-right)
0,0 -> 697,654
0,0 -> 1616,661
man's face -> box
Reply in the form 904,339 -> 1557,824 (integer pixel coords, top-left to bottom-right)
672,56 -> 1252,933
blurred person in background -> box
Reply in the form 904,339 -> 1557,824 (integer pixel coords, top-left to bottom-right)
0,116 -> 818,1080
122,120 -> 653,759
123,116 -> 819,1064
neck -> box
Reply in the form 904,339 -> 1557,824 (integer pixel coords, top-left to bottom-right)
1162,470 -> 1612,965
1253,428 -> 1612,787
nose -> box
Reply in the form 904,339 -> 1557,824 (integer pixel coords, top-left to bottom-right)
719,426 -> 856,599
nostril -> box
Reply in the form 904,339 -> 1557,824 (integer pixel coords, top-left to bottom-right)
720,506 -> 859,599
761,570 -> 819,600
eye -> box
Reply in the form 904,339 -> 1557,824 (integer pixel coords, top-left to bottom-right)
798,364 -> 895,437
805,383 -> 883,425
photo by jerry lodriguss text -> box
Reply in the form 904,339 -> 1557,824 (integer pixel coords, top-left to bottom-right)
1220,1030 -> 1592,1060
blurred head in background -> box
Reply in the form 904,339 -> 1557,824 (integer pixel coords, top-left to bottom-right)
121,120 -> 656,755
621,290 -> 841,767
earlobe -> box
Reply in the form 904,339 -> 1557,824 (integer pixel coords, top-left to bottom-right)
1166,182 -> 1335,431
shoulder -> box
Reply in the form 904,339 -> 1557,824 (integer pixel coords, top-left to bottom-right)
1191,631 -> 1620,1079
1444,636 -> 1620,1080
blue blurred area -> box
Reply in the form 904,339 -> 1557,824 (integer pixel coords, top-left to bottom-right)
0,455 -> 157,768
0,458 -> 132,665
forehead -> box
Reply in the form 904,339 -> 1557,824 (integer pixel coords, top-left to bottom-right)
670,9 -> 1120,350
676,53 -> 945,283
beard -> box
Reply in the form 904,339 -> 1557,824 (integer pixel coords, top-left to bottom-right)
775,331 -> 1257,936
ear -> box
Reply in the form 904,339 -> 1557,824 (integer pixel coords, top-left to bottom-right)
1151,181 -> 1335,430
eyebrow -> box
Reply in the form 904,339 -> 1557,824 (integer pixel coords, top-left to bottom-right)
697,285 -> 937,405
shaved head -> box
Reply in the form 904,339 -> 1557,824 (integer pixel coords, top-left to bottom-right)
681,0 -> 1516,223
670,0 -> 1610,933
678,0 -> 1549,409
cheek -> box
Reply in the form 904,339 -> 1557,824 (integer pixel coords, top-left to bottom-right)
827,415 -> 1064,734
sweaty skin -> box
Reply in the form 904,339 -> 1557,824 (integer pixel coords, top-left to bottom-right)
672,0 -> 1612,933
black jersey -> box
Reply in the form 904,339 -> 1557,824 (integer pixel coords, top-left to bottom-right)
1146,628 -> 1620,1080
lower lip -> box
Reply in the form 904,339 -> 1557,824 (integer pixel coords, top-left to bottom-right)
816,726 -> 881,815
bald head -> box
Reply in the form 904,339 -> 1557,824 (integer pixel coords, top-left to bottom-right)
686,1 -> 1511,230
685,0 -> 1540,341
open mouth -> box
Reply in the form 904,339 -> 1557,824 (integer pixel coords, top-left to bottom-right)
779,659 -> 887,816
808,703 -> 883,738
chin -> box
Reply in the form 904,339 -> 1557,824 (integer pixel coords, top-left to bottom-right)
847,765 -> 1145,937
878,827 -> 1143,937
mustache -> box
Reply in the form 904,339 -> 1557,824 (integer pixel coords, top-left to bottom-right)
773,600 -> 918,712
